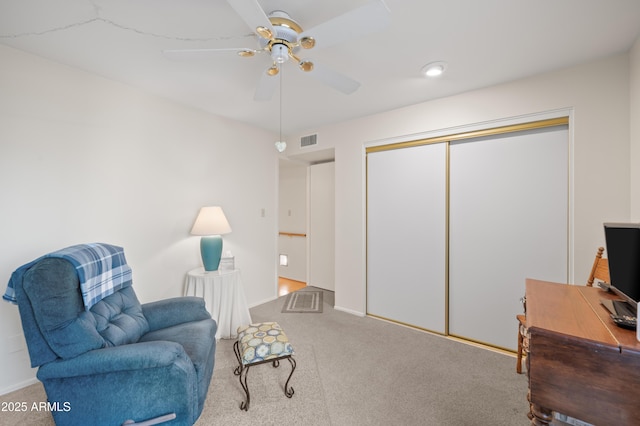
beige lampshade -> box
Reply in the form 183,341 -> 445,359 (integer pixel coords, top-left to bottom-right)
190,206 -> 232,236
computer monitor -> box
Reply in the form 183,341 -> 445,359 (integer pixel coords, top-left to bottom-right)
604,222 -> 640,305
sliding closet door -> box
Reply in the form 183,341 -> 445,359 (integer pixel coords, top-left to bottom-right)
367,142 -> 447,333
448,126 -> 568,350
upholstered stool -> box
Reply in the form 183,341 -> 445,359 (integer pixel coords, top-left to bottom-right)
233,322 -> 296,411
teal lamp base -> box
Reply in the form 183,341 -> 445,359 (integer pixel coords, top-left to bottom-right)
200,235 -> 223,271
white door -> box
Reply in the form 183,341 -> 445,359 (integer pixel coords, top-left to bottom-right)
448,126 -> 569,350
308,162 -> 335,291
367,142 -> 447,333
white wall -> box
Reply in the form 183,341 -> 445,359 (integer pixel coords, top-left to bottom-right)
0,45 -> 278,394
286,51 -> 633,316
631,38 -> 640,220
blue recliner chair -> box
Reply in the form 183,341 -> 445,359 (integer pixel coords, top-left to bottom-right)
8,244 -> 217,425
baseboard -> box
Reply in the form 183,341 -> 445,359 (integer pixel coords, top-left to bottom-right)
248,296 -> 278,309
0,377 -> 38,396
334,305 -> 365,317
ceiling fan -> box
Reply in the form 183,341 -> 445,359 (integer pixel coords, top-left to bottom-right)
163,0 -> 391,101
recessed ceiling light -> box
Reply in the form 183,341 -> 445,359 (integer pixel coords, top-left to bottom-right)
421,61 -> 447,77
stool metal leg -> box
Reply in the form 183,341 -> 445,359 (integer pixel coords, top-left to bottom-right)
233,341 -> 242,376
284,356 -> 296,398
233,339 -> 296,411
233,341 -> 251,410
238,365 -> 251,411
270,356 -> 296,398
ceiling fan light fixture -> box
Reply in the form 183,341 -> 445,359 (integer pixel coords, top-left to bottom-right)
300,36 -> 315,49
299,60 -> 313,72
422,61 -> 447,77
271,43 -> 289,64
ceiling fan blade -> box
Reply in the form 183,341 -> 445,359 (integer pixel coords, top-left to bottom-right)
227,0 -> 275,38
299,0 -> 390,49
308,62 -> 360,95
254,67 -> 279,101
163,48 -> 258,60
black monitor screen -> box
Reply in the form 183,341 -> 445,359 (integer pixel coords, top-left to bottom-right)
604,223 -> 640,304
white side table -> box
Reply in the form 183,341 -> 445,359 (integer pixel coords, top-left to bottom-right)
183,267 -> 252,339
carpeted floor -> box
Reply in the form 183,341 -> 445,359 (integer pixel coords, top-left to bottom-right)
198,341 -> 330,425
0,288 -> 533,425
243,288 -> 531,426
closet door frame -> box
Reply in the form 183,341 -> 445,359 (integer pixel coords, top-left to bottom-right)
365,116 -> 571,346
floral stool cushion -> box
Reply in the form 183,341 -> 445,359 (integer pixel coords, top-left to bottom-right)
233,321 -> 296,410
236,321 -> 294,365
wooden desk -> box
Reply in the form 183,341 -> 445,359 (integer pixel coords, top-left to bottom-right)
525,279 -> 640,425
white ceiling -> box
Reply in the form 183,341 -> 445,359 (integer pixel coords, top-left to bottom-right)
1,0 -> 639,135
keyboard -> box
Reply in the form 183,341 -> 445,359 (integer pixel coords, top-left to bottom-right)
601,299 -> 638,330
611,314 -> 637,330
611,300 -> 637,318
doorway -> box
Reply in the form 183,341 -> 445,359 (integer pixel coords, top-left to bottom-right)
278,159 -> 307,293
278,149 -> 336,296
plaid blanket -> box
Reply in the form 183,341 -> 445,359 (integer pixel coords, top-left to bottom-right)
3,243 -> 132,311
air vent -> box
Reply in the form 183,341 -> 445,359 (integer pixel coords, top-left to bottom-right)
300,134 -> 317,148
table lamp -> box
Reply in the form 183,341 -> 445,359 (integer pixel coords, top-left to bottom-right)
190,206 -> 232,271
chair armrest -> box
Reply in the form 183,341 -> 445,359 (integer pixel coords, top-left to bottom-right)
37,340 -> 189,380
142,296 -> 211,332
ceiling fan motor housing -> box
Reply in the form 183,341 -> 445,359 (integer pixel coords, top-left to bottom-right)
260,10 -> 304,63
